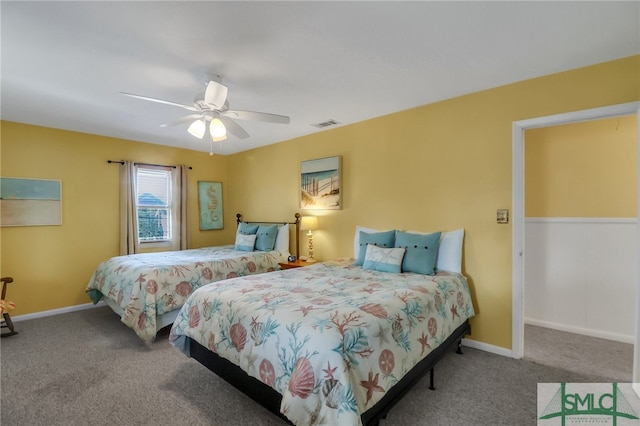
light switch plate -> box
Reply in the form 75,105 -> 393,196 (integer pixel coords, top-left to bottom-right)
497,209 -> 509,224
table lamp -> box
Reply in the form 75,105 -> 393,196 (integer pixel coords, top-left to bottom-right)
300,216 -> 319,263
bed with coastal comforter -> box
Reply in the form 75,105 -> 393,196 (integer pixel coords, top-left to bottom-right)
86,214 -> 300,341
170,227 -> 474,425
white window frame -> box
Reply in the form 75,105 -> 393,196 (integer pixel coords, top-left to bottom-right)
135,165 -> 180,250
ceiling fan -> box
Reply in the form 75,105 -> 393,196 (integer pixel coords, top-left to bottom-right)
121,78 -> 290,144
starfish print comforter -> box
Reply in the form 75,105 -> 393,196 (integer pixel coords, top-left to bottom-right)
86,245 -> 281,340
170,258 -> 475,425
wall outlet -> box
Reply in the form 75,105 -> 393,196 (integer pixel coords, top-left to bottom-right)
497,209 -> 509,224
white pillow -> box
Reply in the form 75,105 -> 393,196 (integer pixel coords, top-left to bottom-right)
274,224 -> 290,258
437,229 -> 464,273
409,228 -> 464,273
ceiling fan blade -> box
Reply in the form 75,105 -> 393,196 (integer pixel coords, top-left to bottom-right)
218,116 -> 250,139
204,81 -> 228,109
160,114 -> 202,127
222,109 -> 290,124
121,92 -> 199,112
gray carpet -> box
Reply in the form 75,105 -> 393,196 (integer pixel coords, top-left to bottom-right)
524,324 -> 633,383
0,307 -> 624,426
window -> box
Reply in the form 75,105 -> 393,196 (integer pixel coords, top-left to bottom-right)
136,166 -> 178,246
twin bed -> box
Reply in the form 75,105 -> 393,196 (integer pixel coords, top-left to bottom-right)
86,214 -> 300,341
169,226 -> 474,425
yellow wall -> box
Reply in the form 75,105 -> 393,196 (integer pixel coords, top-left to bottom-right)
226,55 -> 639,350
0,123 -> 235,315
1,55 -> 638,351
525,116 -> 638,217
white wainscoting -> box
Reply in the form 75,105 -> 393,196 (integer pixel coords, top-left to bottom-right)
524,218 -> 637,343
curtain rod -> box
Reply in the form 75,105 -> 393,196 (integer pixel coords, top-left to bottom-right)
107,160 -> 192,170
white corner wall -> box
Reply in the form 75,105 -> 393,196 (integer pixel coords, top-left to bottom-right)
525,218 -> 638,343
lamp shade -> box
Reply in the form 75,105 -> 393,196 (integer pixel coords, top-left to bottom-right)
187,119 -> 206,139
300,216 -> 319,231
209,118 -> 227,141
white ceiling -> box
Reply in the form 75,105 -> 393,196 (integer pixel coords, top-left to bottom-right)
2,1 -> 639,155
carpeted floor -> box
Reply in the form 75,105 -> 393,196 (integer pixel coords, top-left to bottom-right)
0,307 -> 628,426
524,324 -> 633,383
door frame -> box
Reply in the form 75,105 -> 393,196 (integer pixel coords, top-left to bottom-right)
511,102 -> 640,379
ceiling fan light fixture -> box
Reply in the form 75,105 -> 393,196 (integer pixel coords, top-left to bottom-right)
122,78 -> 290,150
187,119 -> 206,139
209,118 -> 226,139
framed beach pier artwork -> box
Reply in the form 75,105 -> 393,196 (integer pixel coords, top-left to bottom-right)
198,181 -> 223,230
300,156 -> 341,210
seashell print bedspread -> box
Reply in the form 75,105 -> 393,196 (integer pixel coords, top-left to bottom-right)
170,258 -> 475,426
86,245 -> 281,341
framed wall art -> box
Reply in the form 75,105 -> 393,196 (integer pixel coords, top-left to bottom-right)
0,177 -> 62,227
300,156 -> 341,210
198,181 -> 223,230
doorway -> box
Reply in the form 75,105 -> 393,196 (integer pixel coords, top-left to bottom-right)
511,102 -> 640,382
522,116 -> 637,381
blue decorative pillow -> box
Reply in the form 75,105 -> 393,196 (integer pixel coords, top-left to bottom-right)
237,222 -> 259,235
395,230 -> 441,275
362,245 -> 406,273
354,230 -> 396,266
255,224 -> 278,251
235,233 -> 256,252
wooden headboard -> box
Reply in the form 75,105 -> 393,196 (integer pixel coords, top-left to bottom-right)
236,213 -> 302,259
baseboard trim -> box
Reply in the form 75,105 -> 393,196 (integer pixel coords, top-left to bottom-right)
11,302 -> 106,322
462,337 -> 514,358
525,317 -> 634,344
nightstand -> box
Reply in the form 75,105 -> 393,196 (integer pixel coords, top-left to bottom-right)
278,259 -> 313,270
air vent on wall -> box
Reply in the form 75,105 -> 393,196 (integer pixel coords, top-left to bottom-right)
311,119 -> 340,128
